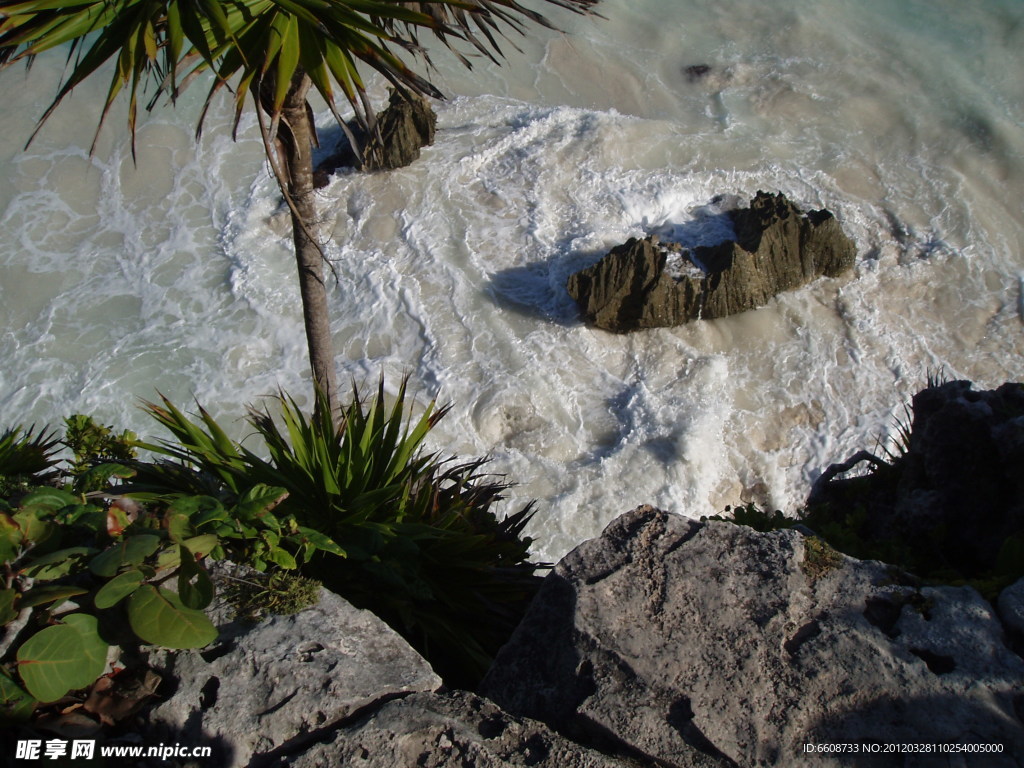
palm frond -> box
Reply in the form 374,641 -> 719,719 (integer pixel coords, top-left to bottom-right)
0,0 -> 600,148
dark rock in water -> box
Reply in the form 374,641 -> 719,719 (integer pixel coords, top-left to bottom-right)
314,90 -> 436,185
684,64 -> 712,82
481,506 -> 1024,767
361,89 -> 436,171
566,191 -> 856,332
807,380 -> 1024,580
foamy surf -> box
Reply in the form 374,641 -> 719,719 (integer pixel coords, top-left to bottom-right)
1,0 -> 1022,560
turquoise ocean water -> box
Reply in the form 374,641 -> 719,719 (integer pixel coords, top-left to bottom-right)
1,0 -> 1022,557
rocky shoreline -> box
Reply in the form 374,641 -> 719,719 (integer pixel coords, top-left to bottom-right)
138,510 -> 1024,768
134,381 -> 1024,767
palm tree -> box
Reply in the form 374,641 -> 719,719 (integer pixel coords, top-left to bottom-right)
0,0 -> 598,418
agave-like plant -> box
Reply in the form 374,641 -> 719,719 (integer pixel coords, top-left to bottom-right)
0,426 -> 61,491
132,380 -> 542,684
0,0 -> 600,417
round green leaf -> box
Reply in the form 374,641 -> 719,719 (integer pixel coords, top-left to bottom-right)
20,585 -> 88,609
168,495 -> 223,518
182,534 -> 219,558
0,588 -> 18,625
22,547 -> 94,581
0,667 -> 35,723
17,488 -> 78,513
0,513 -> 23,563
127,585 -> 217,649
267,547 -> 297,570
16,613 -> 108,703
89,534 -> 161,578
176,546 -> 213,610
94,569 -> 145,609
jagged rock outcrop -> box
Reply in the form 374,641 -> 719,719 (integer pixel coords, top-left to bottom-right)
480,507 -> 1024,767
808,380 -> 1024,580
139,563 -> 627,768
139,562 -> 441,766
314,90 -> 436,185
1002,579 -> 1024,652
566,192 -> 856,332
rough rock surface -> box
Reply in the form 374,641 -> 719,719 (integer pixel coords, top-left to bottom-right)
1000,578 -> 1024,646
280,690 -> 628,768
315,90 -> 436,184
480,507 -> 1024,767
566,191 -> 856,332
141,562 -> 442,767
808,380 -> 1024,579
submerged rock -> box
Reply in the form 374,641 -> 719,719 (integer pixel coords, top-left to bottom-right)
481,506 -> 1024,767
566,191 -> 856,332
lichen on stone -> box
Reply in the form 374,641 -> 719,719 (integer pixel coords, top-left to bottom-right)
801,536 -> 842,580
221,569 -> 322,622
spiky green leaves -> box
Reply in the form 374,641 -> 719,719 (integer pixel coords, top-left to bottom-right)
135,379 -> 543,686
0,0 -> 598,149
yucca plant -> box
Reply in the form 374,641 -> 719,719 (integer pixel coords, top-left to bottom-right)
130,380 -> 543,685
0,426 -> 61,495
0,0 -> 600,417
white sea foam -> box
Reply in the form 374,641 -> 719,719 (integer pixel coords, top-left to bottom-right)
1,0 -> 1022,560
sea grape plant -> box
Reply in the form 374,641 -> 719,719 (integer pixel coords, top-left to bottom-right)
0,420 -> 342,723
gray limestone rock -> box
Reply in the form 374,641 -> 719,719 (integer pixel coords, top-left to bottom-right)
281,690 -> 631,768
480,506 -> 1024,767
141,562 -> 441,767
566,192 -> 856,332
999,578 -> 1024,643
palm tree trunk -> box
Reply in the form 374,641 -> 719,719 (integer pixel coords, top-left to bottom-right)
277,74 -> 339,421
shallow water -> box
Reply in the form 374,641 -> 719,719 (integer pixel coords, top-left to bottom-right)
1,0 -> 1022,559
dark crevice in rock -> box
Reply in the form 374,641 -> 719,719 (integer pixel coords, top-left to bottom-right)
864,597 -> 902,638
257,689 -> 298,717
909,648 -> 956,675
572,712 -> 723,768
784,619 -> 823,657
667,696 -> 737,765
661,520 -> 703,557
199,639 -> 236,664
199,676 -> 220,709
1013,694 -> 1024,727
520,732 -> 551,766
573,659 -> 598,705
584,565 -> 624,586
477,712 -> 509,739
247,691 -> 416,768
